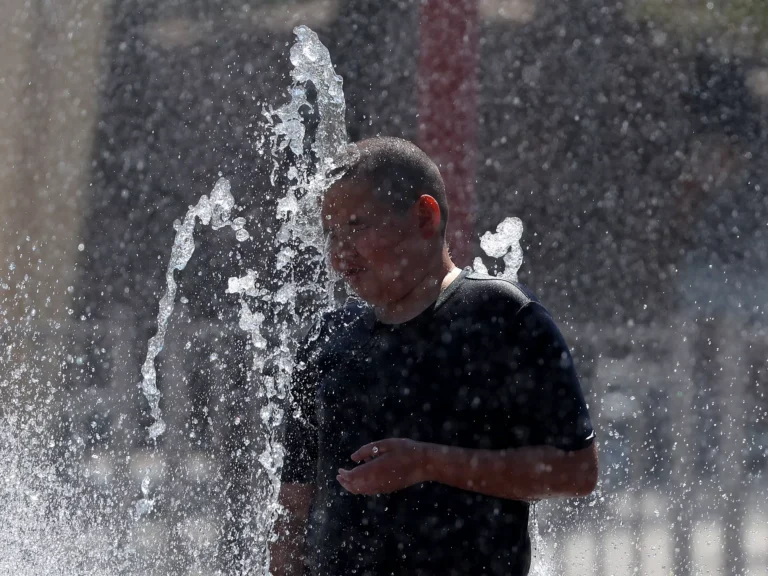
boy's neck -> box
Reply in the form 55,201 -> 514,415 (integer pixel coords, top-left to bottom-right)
374,250 -> 459,325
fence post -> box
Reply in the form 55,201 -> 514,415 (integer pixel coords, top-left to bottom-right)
669,317 -> 697,575
717,315 -> 748,575
418,0 -> 480,266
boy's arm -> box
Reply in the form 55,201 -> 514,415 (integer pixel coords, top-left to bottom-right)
424,440 -> 598,500
270,483 -> 315,576
337,439 -> 597,500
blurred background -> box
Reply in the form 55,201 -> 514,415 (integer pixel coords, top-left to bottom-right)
1,0 -> 767,574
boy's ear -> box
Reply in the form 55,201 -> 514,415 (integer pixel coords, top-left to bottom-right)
414,195 -> 441,239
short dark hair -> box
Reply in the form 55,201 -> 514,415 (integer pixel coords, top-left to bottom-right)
331,137 -> 449,236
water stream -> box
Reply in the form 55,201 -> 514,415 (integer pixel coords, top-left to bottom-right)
133,24 -> 352,571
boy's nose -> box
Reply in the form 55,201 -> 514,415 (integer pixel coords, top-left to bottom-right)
330,234 -> 356,257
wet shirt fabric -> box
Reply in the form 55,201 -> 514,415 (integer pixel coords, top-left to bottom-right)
281,269 -> 595,576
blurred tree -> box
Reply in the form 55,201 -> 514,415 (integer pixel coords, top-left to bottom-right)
630,0 -> 768,56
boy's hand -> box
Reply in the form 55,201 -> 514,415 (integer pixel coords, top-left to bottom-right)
337,438 -> 432,495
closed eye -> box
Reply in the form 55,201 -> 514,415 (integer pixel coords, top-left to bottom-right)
323,223 -> 367,244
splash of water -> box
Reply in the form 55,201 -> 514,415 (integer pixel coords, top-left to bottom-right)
138,178 -> 248,442
134,178 -> 250,520
271,25 -> 348,165
0,415 -> 131,574
473,216 -> 524,281
267,25 -> 354,262
528,504 -> 557,576
230,25 -> 351,572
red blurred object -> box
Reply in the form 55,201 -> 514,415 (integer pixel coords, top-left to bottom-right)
418,0 -> 480,267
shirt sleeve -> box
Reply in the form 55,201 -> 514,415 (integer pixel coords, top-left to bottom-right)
500,302 -> 595,451
280,325 -> 322,484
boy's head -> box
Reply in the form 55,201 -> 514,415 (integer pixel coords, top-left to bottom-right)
322,137 -> 449,306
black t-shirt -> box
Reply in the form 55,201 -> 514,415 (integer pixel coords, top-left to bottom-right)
281,268 -> 595,576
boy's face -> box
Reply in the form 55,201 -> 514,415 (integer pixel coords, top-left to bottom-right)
321,180 -> 429,306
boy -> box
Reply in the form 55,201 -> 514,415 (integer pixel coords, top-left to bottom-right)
272,137 -> 597,576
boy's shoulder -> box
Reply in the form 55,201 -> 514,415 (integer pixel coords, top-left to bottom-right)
450,270 -> 569,348
452,269 -> 540,317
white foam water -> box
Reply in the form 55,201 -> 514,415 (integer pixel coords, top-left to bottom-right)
473,216 -> 525,281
